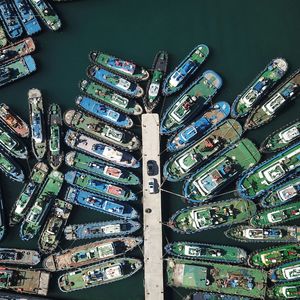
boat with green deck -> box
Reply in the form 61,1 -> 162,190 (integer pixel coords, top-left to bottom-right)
268,280 -> 300,299
184,292 -> 251,300
269,260 -> 300,282
0,149 -> 24,182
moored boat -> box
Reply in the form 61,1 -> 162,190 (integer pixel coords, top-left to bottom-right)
0,187 -> 4,240
0,149 -> 24,182
267,280 -> 300,299
184,292 -> 251,300
0,291 -> 54,300
0,25 -> 7,48
269,260 -> 300,282
0,248 -> 40,265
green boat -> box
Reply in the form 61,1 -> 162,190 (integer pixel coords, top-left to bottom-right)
19,170 -> 64,241
9,162 -> 49,226
58,258 -> 142,292
64,109 -> 140,151
165,242 -> 247,264
163,119 -> 242,182
0,149 -> 24,182
248,244 -> 300,269
166,258 -> 267,299
79,79 -> 143,115
268,280 -> 300,299
260,119 -> 300,153
0,24 -> 7,48
168,198 -> 256,234
183,139 -> 261,203
65,151 -> 140,185
269,260 -> 300,283
237,141 -> 300,200
184,292 -> 251,300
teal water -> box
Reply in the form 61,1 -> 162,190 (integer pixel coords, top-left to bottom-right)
0,0 -> 299,299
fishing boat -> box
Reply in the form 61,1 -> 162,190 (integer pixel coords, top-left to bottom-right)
64,130 -> 140,168
28,0 -> 61,31
167,101 -> 231,152
231,58 -> 288,118
79,80 -> 143,115
64,187 -> 139,219
9,162 -> 48,226
160,70 -> 222,135
64,109 -> 140,151
0,248 -> 40,265
269,260 -> 300,282
38,199 -> 72,254
0,25 -> 7,48
163,119 -> 242,182
0,55 -> 36,87
87,66 -> 144,98
64,220 -> 141,241
0,103 -> 29,138
0,292 -> 54,300
0,1 -> 23,39
165,242 -> 247,264
43,236 -> 142,272
183,139 -> 261,203
166,258 -> 267,299
268,280 -> 300,299
225,225 -> 300,243
65,151 -> 140,186
48,103 -> 63,169
0,187 -> 4,240
168,198 -> 256,234
185,292 -> 251,300
75,95 -> 133,128
260,119 -> 300,153
237,141 -> 300,200
19,170 -> 64,241
0,149 -> 24,182
162,44 -> 209,96
65,171 -> 137,201
58,257 -> 142,292
89,51 -> 149,81
28,88 -> 47,161
245,69 -> 300,130
12,0 -> 41,35
143,51 -> 168,112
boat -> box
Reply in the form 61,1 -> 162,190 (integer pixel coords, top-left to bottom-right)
64,219 -> 141,241
19,170 -> 64,241
64,109 -> 140,151
43,236 -> 143,272
237,141 -> 300,200
143,51 -> 168,113
0,38 -> 35,65
38,199 -> 73,254
160,70 -> 223,135
0,291 -> 54,300
0,25 -> 7,48
58,257 -> 142,292
89,51 -> 149,81
183,139 -> 261,203
163,119 -> 242,182
79,80 -> 143,115
168,198 -> 256,234
162,44 -> 209,96
9,162 -> 48,226
64,187 -> 139,219
65,170 -> 137,201
167,101 -> 231,152
28,0 -> 61,31
0,103 -> 29,138
28,88 -> 47,161
0,126 -> 28,159
87,66 -> 144,98
0,248 -> 40,265
231,58 -> 288,118
184,292 -> 251,300
166,258 -> 267,299
47,103 -> 63,169
225,225 -> 300,243
248,244 -> 300,269
0,149 -> 24,182
267,280 -> 300,299
0,267 -> 49,295
164,242 -> 247,264
0,187 -> 4,240
65,151 -> 140,186
64,129 -> 140,168
0,1 -> 23,39
260,176 -> 300,208
250,201 -> 300,227
75,95 -> 133,128
12,0 -> 41,35
260,119 -> 300,153
244,69 -> 300,130
0,55 -> 36,88
269,260 -> 300,282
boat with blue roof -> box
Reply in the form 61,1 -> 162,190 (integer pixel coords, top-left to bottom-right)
0,149 -> 24,182
269,260 -> 300,283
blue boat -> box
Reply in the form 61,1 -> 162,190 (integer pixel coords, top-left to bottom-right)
64,187 -> 139,219
12,0 -> 41,35
75,95 -> 133,129
167,101 -> 230,152
0,0 -> 23,39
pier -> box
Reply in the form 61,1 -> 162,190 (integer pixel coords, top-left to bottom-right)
142,114 -> 164,300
